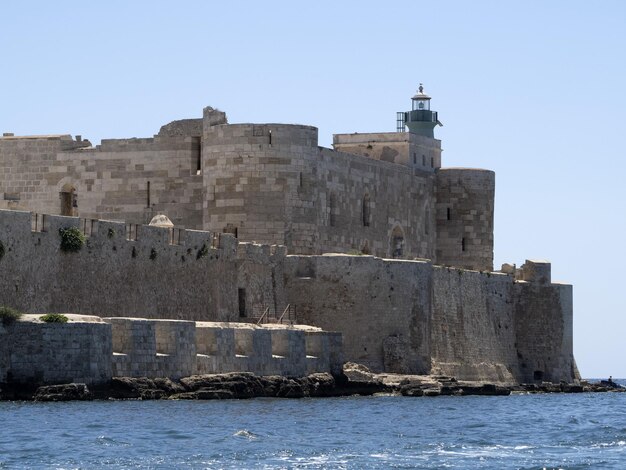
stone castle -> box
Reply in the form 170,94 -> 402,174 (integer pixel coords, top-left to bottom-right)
0,87 -> 578,385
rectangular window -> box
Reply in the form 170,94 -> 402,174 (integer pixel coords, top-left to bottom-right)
461,237 -> 466,252
446,207 -> 451,220
238,288 -> 246,317
192,137 -> 201,174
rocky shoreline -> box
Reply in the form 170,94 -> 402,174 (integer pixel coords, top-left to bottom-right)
1,365 -> 622,402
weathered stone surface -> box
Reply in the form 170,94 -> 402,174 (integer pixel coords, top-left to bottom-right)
34,383 -> 92,402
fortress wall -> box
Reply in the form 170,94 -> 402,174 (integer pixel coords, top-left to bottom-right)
333,132 -> 441,171
513,281 -> 576,383
0,136 -> 77,215
236,243 -> 288,319
429,267 -> 518,382
316,148 -> 435,260
284,253 -> 574,383
0,317 -> 112,385
0,135 -> 204,228
55,135 -> 204,228
0,209 -> 238,321
0,316 -> 340,385
202,123 -> 436,260
283,254 -> 432,374
435,168 -> 495,271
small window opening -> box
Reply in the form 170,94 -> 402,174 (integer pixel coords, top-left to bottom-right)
461,237 -> 466,252
362,194 -> 371,227
425,209 -> 430,235
192,137 -> 201,174
329,193 -> 337,227
299,172 -> 303,187
238,288 -> 246,318
446,207 -> 451,220
422,155 -> 426,166
413,153 -> 417,164
431,157 -> 434,168
268,129 -> 272,145
147,181 -> 151,208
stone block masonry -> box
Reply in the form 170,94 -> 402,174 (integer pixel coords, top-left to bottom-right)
0,209 -> 576,384
1,103 -> 493,270
0,315 -> 343,385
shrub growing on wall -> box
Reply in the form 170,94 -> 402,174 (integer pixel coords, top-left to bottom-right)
59,227 -> 85,252
0,306 -> 23,325
39,313 -> 69,323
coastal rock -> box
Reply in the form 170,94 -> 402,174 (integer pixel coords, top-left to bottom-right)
34,383 -> 92,402
108,377 -> 183,399
180,372 -> 266,398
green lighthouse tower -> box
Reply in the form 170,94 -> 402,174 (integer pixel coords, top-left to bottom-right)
397,84 -> 442,138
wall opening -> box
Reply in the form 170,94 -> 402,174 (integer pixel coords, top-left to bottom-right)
533,370 -> 544,381
329,192 -> 337,227
422,155 -> 426,166
146,181 -> 151,208
223,223 -> 238,238
390,225 -> 405,259
461,237 -> 466,252
238,288 -> 246,318
446,207 -> 451,220
362,194 -> 371,227
425,209 -> 430,235
60,184 -> 76,216
431,157 -> 434,168
192,137 -> 202,174
413,153 -> 416,164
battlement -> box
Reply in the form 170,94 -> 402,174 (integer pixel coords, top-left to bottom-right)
1,209 -> 236,260
0,315 -> 343,385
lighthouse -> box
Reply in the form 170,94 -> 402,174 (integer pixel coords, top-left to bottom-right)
397,84 -> 442,138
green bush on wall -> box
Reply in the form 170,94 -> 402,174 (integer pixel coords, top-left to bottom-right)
0,306 -> 23,326
59,227 -> 86,252
39,313 -> 69,323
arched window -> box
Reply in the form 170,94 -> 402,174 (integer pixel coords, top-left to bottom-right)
362,194 -> 371,227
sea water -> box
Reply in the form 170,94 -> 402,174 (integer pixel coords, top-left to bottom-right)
1,387 -> 626,469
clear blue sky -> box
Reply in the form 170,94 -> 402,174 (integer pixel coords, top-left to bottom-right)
1,1 -> 624,378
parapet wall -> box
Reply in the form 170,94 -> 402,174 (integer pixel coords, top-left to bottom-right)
0,316 -> 343,385
0,209 -> 238,320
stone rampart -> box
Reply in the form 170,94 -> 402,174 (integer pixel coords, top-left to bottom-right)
283,254 -> 575,383
0,209 -> 574,384
0,315 -> 343,385
0,314 -> 112,385
0,209 -> 237,320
